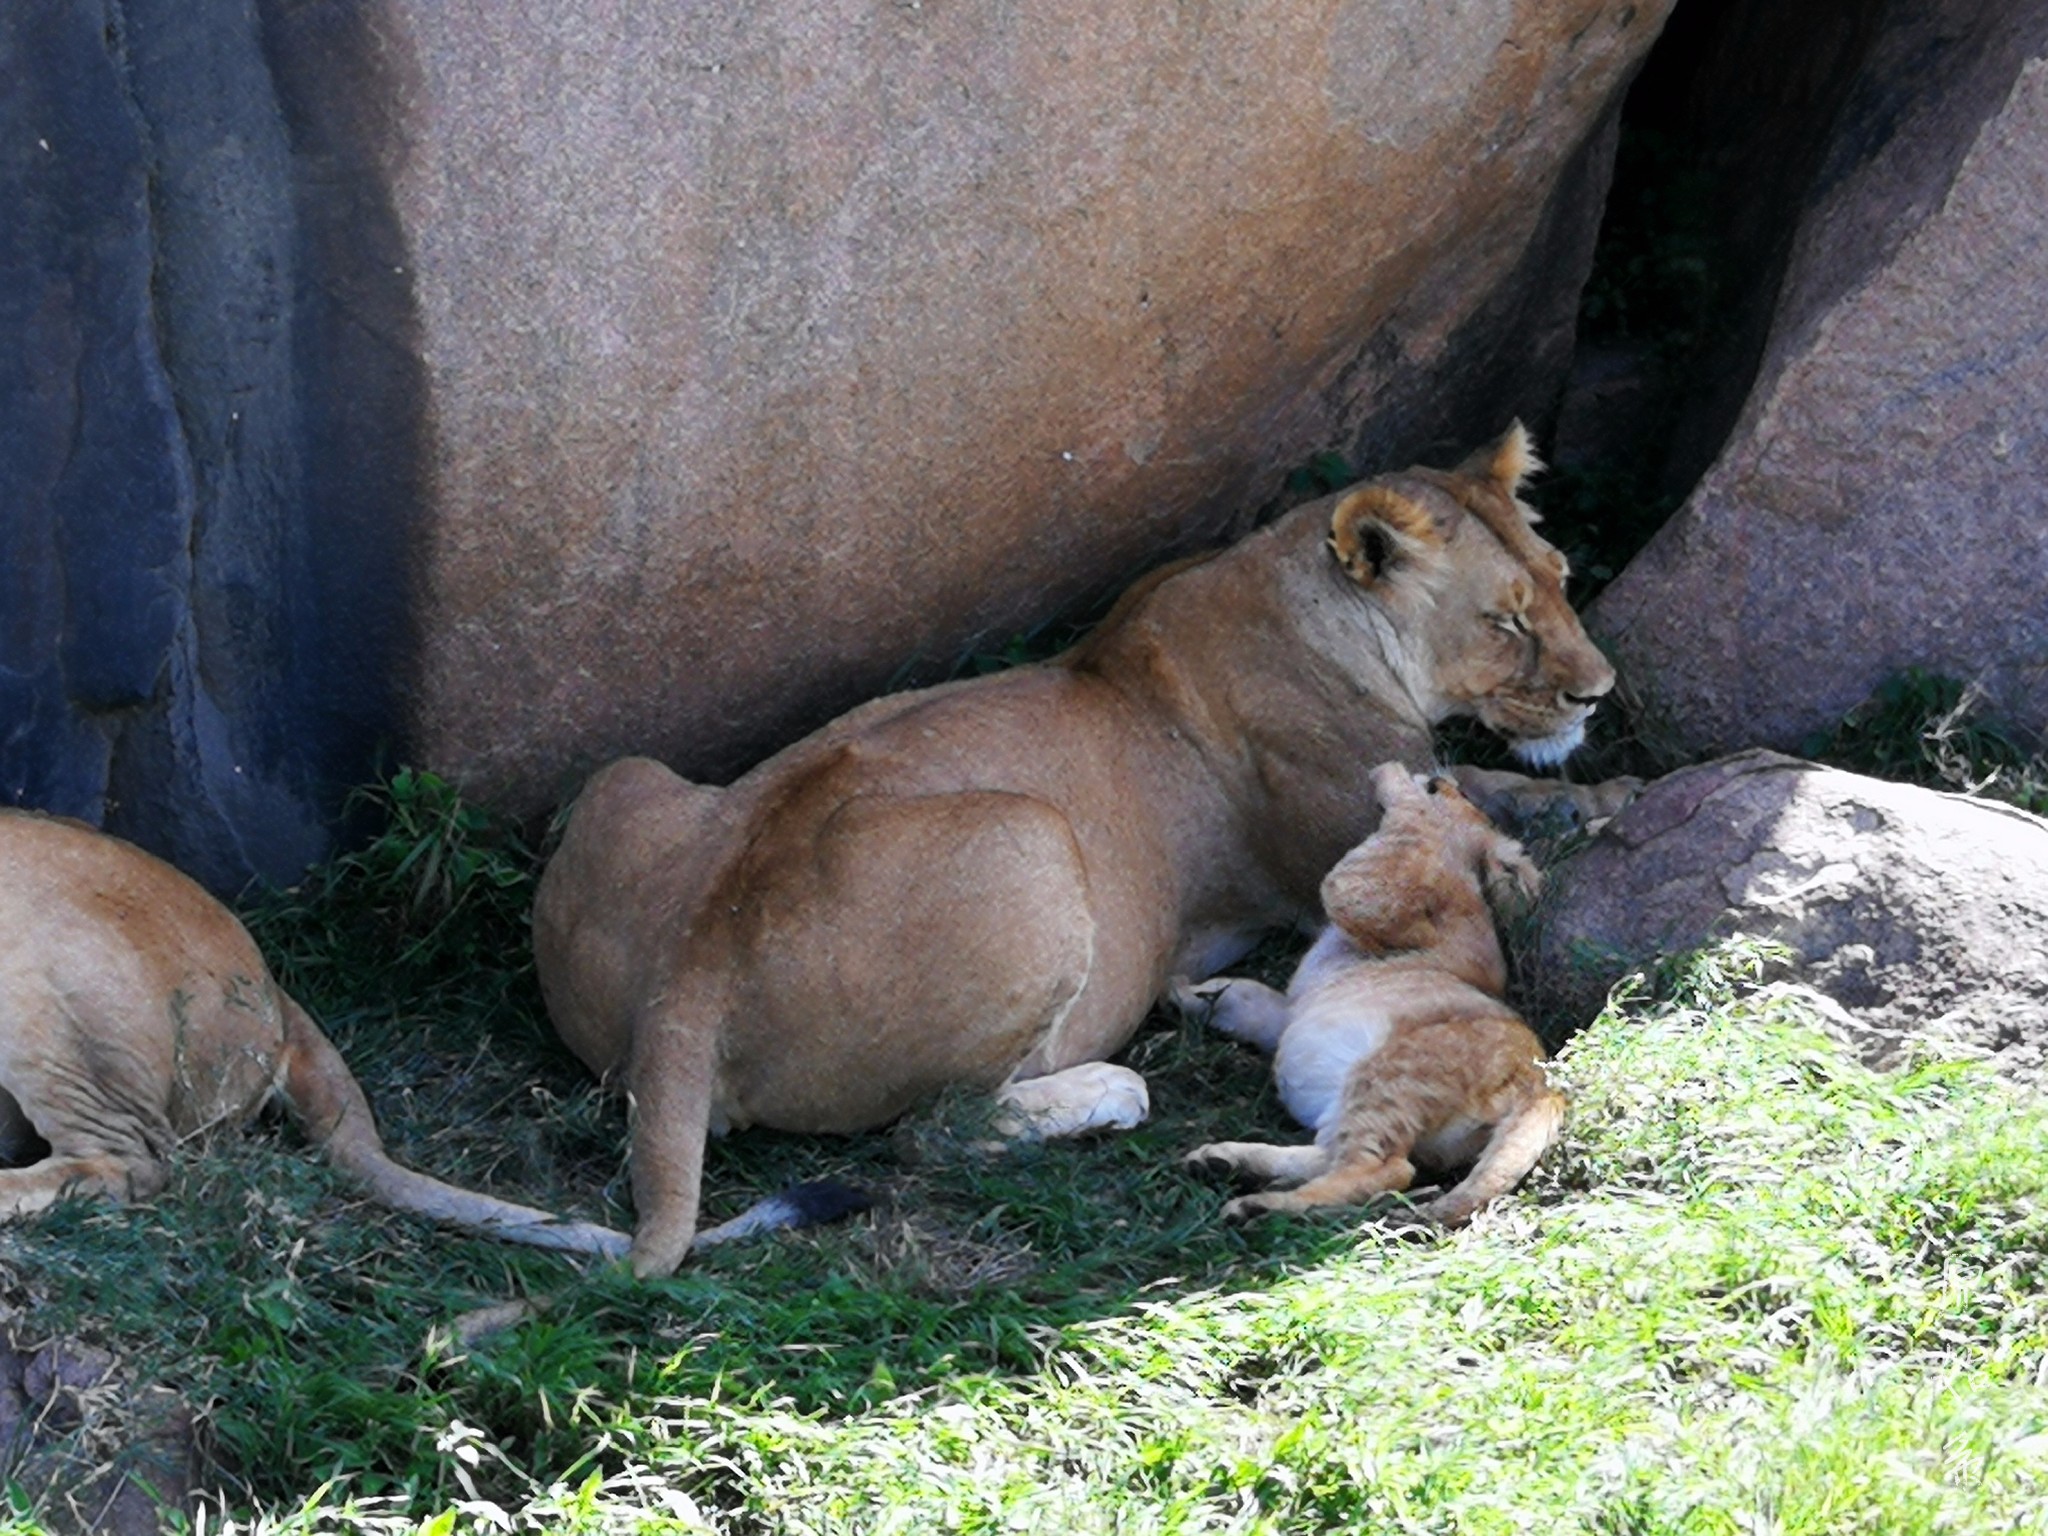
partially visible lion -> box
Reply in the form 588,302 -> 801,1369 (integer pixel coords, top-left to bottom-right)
536,424 -> 1632,1276
0,809 -> 631,1253
1181,761 -> 1563,1227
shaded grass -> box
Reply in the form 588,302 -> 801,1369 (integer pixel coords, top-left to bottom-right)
1802,669 -> 2048,815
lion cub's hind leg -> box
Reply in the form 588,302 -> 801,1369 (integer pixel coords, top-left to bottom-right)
1219,1152 -> 1418,1223
1419,1074 -> 1564,1229
1182,1138 -> 1330,1189
1283,1018 -> 1558,1229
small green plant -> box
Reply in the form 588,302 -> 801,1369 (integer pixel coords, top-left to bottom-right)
1282,449 -> 1354,502
245,768 -> 543,1018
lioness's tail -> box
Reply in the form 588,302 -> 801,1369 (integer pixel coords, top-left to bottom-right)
277,997 -> 869,1260
278,997 -> 636,1257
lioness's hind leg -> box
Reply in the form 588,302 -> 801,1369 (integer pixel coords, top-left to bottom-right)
1183,1140 -> 1328,1187
0,1154 -> 159,1219
1170,977 -> 1291,1053
993,1062 -> 1149,1141
0,1087 -> 46,1165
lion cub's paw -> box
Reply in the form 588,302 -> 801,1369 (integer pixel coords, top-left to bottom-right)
1182,1141 -> 1242,1177
1219,1192 -> 1283,1224
1576,775 -> 1644,831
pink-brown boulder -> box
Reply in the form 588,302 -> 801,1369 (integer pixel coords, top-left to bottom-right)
1530,751 -> 2048,1082
1591,5 -> 2048,754
276,1 -> 1673,810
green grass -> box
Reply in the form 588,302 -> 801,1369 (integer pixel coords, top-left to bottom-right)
1,766 -> 2044,1533
1802,669 -> 2048,815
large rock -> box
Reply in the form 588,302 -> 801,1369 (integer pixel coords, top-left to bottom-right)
1591,2 -> 2048,755
1530,751 -> 2048,1081
356,0 -> 1668,810
4,0 -> 1669,878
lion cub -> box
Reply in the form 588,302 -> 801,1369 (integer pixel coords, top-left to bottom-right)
1181,762 -> 1562,1227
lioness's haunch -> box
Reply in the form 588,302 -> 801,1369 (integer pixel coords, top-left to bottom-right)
536,424 -> 1631,1276
0,810 -> 633,1253
1181,762 -> 1563,1226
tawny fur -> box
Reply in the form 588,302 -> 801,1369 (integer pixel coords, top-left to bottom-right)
535,425 -> 1631,1276
1182,762 -> 1564,1227
0,810 -> 633,1257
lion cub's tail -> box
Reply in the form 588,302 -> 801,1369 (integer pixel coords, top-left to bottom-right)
276,997 -> 869,1260
1421,1075 -> 1565,1229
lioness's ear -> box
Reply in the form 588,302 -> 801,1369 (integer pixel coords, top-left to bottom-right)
1327,486 -> 1444,589
1457,421 -> 1542,498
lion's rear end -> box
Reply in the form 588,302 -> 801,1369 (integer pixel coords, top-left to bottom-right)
0,810 -> 289,1213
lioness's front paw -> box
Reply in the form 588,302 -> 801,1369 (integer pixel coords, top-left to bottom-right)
993,1061 -> 1150,1141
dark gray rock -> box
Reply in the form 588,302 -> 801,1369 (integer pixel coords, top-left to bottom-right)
0,0 -> 420,893
1530,751 -> 2048,1081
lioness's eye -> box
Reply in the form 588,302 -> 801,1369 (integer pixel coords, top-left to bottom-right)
1491,612 -> 1530,636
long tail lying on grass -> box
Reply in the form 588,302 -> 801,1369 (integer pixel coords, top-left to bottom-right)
283,997 -> 870,1260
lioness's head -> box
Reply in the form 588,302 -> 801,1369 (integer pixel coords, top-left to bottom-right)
1325,423 -> 1614,768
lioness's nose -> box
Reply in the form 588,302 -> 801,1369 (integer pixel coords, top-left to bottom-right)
1563,657 -> 1615,707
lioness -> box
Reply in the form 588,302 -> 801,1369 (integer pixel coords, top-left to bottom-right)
0,809 -> 632,1252
536,425 -> 1627,1276
1181,762 -> 1563,1226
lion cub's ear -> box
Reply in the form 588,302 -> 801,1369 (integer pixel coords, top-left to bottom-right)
1456,421 -> 1542,498
1321,835 -> 1444,953
1327,486 -> 1445,589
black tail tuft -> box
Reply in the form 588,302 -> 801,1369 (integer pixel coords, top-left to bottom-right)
780,1178 -> 875,1225
688,1178 -> 875,1250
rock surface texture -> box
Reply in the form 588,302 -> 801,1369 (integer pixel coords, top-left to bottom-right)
5,0 -> 1673,876
1531,751 -> 2048,1082
372,0 -> 1670,811
1,0 -> 417,891
1590,3 -> 2048,755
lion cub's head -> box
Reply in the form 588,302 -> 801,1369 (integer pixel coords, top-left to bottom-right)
1325,424 -> 1614,768
1318,763 -> 1540,955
